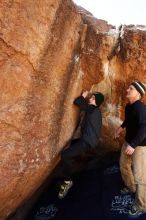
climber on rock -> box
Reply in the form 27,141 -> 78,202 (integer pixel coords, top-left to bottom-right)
58,90 -> 104,199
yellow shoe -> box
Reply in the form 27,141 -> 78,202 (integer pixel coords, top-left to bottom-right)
58,180 -> 73,199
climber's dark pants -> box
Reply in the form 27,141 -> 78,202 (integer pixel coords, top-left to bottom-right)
61,139 -> 91,180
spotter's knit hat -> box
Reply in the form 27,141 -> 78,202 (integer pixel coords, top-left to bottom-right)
131,81 -> 146,97
93,92 -> 104,106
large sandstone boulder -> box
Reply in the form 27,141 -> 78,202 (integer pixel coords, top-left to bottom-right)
0,0 -> 146,218
0,0 -> 83,218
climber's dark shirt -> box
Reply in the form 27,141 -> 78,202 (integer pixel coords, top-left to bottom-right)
74,96 -> 102,148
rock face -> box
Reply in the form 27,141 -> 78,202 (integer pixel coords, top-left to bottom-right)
0,0 -> 146,218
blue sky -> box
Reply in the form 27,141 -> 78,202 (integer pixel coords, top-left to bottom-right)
73,0 -> 146,27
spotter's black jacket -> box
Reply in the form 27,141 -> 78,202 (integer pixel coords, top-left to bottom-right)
121,100 -> 146,148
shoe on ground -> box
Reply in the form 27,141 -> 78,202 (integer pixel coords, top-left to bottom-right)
120,187 -> 131,195
128,204 -> 145,218
58,180 -> 73,199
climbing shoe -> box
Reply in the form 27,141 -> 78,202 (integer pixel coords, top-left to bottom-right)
58,180 -> 73,199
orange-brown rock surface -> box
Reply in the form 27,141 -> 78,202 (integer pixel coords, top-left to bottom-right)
0,0 -> 146,219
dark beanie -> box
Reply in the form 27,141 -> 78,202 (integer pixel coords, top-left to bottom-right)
131,81 -> 146,97
93,92 -> 104,106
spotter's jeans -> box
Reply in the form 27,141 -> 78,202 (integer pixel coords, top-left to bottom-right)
120,143 -> 146,211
